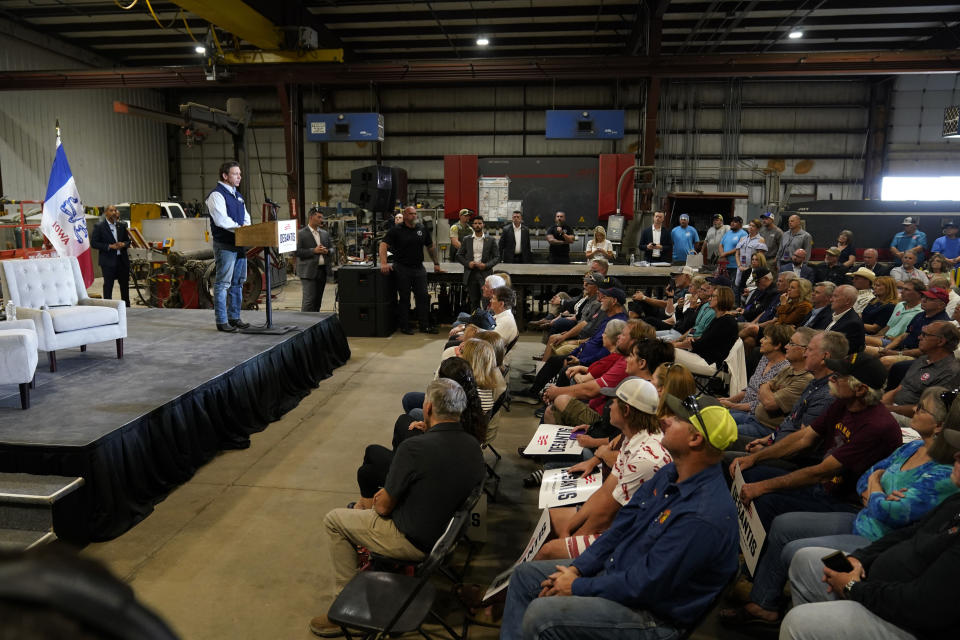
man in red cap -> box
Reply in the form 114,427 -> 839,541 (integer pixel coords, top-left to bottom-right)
878,286 -> 952,367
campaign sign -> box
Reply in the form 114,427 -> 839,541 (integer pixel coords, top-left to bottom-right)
523,424 -> 584,456
538,468 -> 603,509
277,220 -> 297,253
483,509 -> 551,601
732,464 -> 767,575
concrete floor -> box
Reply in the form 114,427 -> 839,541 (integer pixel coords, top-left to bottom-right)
82,276 -> 752,640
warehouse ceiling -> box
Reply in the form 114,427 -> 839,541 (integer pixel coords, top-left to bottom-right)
1,0 -> 959,84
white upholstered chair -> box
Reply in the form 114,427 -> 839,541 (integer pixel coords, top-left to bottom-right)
0,319 -> 38,409
0,257 -> 126,372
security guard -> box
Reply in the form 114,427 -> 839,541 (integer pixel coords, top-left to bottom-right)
379,206 -> 443,334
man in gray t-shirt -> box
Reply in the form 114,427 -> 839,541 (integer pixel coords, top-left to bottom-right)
758,212 -> 783,266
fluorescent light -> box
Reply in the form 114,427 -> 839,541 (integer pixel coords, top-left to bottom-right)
788,31 -> 803,39
476,37 -> 489,46
194,45 -> 206,54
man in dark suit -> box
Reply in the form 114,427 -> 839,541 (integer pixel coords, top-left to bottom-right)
499,210 -> 532,263
90,204 -> 130,307
861,248 -> 889,277
825,284 -> 866,353
456,215 -> 499,310
638,210 -> 671,262
295,207 -> 334,312
801,282 -> 835,329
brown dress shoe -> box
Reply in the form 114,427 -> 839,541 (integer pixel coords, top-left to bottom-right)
309,614 -> 344,638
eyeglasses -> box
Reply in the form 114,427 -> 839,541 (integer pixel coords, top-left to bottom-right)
920,330 -> 942,339
682,395 -> 711,443
787,341 -> 808,350
941,388 -> 959,409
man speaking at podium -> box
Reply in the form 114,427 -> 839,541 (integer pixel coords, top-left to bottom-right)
206,160 -> 252,332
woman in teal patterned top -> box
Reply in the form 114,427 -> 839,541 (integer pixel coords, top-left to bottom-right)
719,386 -> 960,627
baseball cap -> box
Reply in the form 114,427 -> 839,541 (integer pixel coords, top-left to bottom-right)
824,352 -> 887,390
712,213 -> 724,220
584,272 -> 605,286
466,310 -> 495,331
707,274 -> 733,287
944,219 -> 959,228
825,247 -> 842,257
598,287 -> 626,305
902,216 -> 917,225
679,213 -> 690,221
678,265 -> 697,277
921,287 -> 950,303
485,275 -> 506,289
664,394 -> 737,450
846,267 -> 876,282
752,267 -> 771,281
458,208 -> 472,217
760,212 -> 774,219
599,377 -> 658,414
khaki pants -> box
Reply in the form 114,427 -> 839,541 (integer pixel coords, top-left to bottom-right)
324,507 -> 425,593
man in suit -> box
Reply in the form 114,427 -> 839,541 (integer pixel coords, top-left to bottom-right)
295,207 -> 334,312
638,210 -> 671,262
456,215 -> 499,310
90,204 -> 130,307
802,282 -> 835,330
860,248 -> 889,277
498,209 -> 532,263
824,284 -> 866,353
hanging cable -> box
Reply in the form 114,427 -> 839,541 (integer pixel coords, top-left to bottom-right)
182,14 -> 199,43
113,0 -> 138,9
143,0 -> 178,29
210,27 -> 225,57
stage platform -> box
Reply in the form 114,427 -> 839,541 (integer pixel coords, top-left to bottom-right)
0,309 -> 350,542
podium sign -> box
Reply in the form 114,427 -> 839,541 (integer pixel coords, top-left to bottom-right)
235,220 -> 297,253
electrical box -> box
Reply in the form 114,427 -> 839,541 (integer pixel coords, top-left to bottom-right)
545,110 -> 625,139
306,113 -> 384,142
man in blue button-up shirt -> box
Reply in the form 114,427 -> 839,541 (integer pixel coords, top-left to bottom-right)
500,396 -> 740,640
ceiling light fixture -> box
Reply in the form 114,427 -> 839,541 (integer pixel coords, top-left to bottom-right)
788,31 -> 803,39
476,37 -> 489,46
195,45 -> 207,54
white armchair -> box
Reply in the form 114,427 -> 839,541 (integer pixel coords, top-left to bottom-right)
0,256 -> 126,372
0,319 -> 38,409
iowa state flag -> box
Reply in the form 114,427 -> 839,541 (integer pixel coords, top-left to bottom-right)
41,133 -> 94,286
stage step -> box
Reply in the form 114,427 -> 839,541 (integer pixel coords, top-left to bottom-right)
0,473 -> 84,551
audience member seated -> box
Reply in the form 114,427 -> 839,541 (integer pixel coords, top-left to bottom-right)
488,285 -> 518,346
448,274 -> 504,333
779,426 -> 960,640
534,378 -> 669,561
847,266 -> 876,314
860,275 -> 899,334
925,252 -> 950,277
865,278 -> 924,353
651,362 -> 698,415
655,275 -> 707,341
781,248 -> 815,281
460,338 -> 506,413
740,251 -> 768,301
538,273 -> 602,360
517,288 -> 628,402
629,266 -> 693,324
800,281 -> 835,329
730,353 -> 901,530
673,285 -> 739,376
720,323 -> 792,423
889,251 -> 928,285
824,284 -> 866,354
720,386 -> 959,630
859,247 -> 888,277
528,292 -> 572,330
740,274 -> 810,351
814,247 -> 848,285
928,273 -> 959,315
882,321 -> 960,433
312,379 -> 485,637
877,286 -> 951,367
739,268 -> 777,322
544,320 -> 653,427
731,331 -> 848,458
357,359 -> 488,511
499,395 -> 739,640
442,309 -> 495,350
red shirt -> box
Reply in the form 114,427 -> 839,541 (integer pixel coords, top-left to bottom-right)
587,354 -> 627,413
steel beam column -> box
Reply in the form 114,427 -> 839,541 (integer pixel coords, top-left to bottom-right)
277,83 -> 305,225
863,78 -> 894,200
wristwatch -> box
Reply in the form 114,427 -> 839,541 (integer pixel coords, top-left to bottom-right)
842,579 -> 857,599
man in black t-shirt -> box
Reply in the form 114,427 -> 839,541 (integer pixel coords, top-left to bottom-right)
379,206 -> 443,334
547,210 -> 575,264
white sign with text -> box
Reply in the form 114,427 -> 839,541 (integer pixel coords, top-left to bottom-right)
523,424 -> 584,456
538,468 -> 603,509
732,464 -> 767,575
483,508 -> 552,601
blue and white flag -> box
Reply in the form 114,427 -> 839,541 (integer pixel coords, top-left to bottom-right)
41,135 -> 89,258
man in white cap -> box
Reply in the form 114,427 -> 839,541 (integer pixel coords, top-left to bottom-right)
671,213 -> 699,264
846,266 -> 876,315
890,216 -> 927,266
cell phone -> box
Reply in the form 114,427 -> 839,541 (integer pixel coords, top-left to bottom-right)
821,550 -> 854,573
567,469 -> 584,478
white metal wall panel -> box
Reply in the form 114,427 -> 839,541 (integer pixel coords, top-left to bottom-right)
886,74 -> 960,175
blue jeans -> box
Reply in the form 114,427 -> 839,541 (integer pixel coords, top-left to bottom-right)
501,560 -> 683,640
214,245 -> 247,324
742,466 -> 860,530
780,547 -> 917,640
730,410 -> 775,439
748,511 -> 864,610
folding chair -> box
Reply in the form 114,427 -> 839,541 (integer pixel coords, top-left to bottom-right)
481,392 -> 508,500
327,486 -> 483,640
692,338 -> 747,397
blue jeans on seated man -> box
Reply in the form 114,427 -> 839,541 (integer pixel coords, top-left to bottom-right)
214,245 -> 247,325
729,410 -> 776,440
747,510 -> 867,612
501,560 -> 683,640
656,329 -> 682,342
780,547 -> 917,640
741,465 -> 861,530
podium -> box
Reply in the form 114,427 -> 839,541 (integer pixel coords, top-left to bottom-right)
235,220 -> 298,334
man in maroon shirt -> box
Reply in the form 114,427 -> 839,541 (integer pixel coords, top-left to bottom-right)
730,353 -> 902,529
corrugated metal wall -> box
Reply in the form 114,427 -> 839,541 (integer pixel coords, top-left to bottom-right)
887,74 -> 960,175
1,38 -> 169,208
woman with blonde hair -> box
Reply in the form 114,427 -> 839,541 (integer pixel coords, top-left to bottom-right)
862,275 -> 900,334
652,362 -> 697,417
585,225 -> 614,260
460,338 -> 506,411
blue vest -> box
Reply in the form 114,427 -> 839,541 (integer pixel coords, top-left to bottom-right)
208,183 -> 246,247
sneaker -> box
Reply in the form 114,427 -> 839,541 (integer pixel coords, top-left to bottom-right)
522,469 -> 544,488
309,615 -> 344,638
534,406 -> 545,419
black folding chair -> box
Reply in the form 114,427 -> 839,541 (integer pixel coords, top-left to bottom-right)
327,486 -> 483,640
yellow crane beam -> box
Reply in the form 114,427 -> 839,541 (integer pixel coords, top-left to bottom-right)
169,0 -> 282,50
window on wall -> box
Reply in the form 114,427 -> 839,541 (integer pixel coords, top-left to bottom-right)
881,176 -> 960,201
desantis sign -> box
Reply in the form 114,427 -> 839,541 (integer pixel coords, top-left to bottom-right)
538,468 -> 602,509
277,220 -> 297,253
523,424 -> 584,457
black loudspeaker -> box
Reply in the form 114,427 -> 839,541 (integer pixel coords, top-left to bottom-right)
348,165 -> 408,212
339,302 -> 396,337
337,266 -> 395,304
